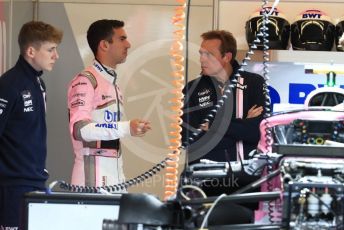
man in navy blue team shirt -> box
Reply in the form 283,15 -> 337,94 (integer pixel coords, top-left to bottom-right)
182,30 -> 265,195
0,21 -> 63,229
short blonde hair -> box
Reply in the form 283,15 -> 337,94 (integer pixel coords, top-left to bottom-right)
18,21 -> 63,55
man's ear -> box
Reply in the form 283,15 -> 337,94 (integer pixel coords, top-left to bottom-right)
26,46 -> 36,58
223,52 -> 232,63
99,40 -> 109,51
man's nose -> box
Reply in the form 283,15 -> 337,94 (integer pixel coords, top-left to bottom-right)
200,55 -> 207,63
54,50 -> 59,59
126,40 -> 131,48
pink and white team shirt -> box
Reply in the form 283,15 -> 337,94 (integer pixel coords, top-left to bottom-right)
67,60 -> 131,186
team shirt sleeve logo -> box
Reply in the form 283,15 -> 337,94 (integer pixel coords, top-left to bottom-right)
21,90 -> 34,112
71,99 -> 85,108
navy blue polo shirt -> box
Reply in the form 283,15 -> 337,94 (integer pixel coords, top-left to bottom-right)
0,55 -> 48,187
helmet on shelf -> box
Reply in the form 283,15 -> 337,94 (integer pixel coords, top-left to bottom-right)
335,16 -> 344,51
291,9 -> 335,51
245,7 -> 290,50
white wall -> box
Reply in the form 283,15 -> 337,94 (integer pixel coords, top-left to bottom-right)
1,0 -> 34,73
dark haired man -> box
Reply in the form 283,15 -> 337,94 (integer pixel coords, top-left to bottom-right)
0,20 -> 63,229
68,19 -> 151,188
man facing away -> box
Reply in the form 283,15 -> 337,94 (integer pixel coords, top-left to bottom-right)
67,19 -> 151,189
0,21 -> 63,229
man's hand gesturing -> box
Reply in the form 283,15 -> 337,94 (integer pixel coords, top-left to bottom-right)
130,119 -> 152,136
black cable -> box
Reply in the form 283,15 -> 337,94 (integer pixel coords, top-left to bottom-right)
232,168 -> 280,195
57,157 -> 170,193
235,148 -> 247,177
257,1 -> 278,223
249,158 -> 269,176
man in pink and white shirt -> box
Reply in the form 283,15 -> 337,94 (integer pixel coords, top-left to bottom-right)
67,19 -> 151,188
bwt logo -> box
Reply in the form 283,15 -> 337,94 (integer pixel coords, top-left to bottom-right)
260,7 -> 279,16
302,13 -> 321,19
104,110 -> 121,122
302,10 -> 322,19
269,83 -> 344,107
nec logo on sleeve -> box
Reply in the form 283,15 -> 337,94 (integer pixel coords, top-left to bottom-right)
21,90 -> 34,112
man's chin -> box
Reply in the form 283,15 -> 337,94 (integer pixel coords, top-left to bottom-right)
120,58 -> 127,64
202,70 -> 210,76
43,66 -> 53,72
